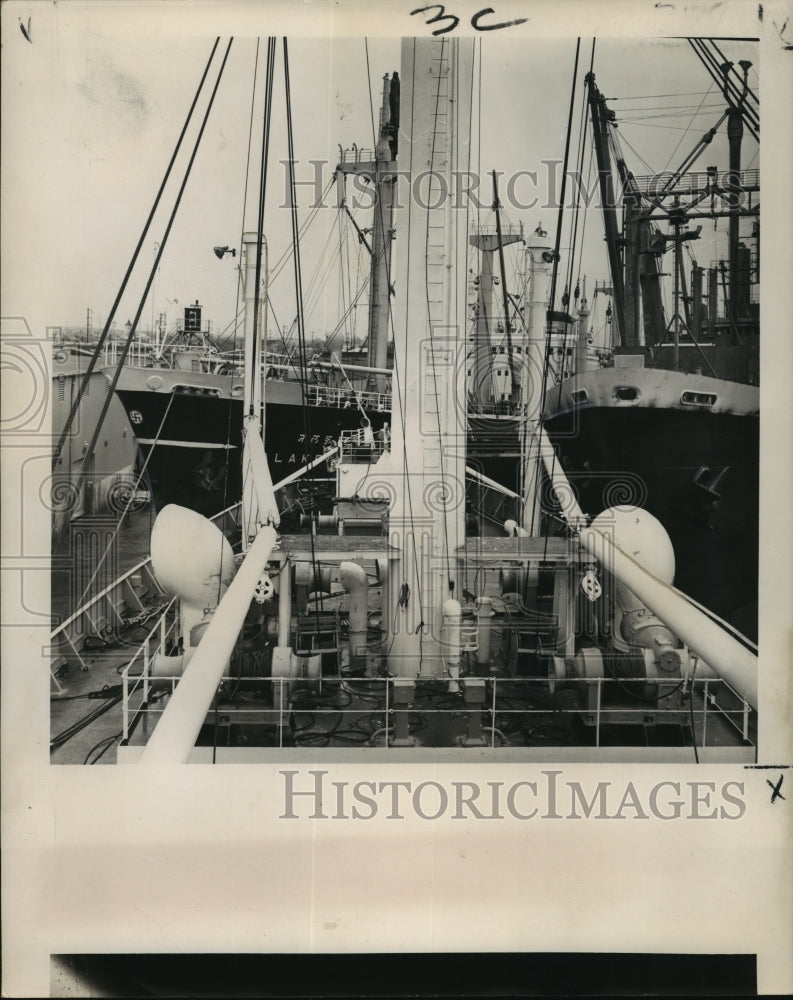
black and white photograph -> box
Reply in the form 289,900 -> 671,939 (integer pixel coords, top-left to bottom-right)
2,0 -> 791,995
40,24 -> 763,765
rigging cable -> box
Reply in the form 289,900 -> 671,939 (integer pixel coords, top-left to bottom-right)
322,268 -> 373,353
660,81 -> 718,175
249,36 -> 277,414
541,40 -> 593,485
526,37 -> 582,540
72,390 -> 178,611
283,37 -> 322,626
217,37 -> 263,518
561,49 -> 593,327
461,39 -> 477,589
696,37 -> 759,127
52,36 -> 222,469
337,198 -> 349,348
71,39 -> 235,509
343,189 -> 355,346
687,39 -> 758,140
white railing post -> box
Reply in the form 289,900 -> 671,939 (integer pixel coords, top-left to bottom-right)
385,677 -> 390,749
122,670 -> 129,740
595,678 -> 602,747
491,678 -> 497,747
143,638 -> 151,704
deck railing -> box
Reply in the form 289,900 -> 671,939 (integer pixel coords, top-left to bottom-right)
50,503 -> 241,679
118,667 -> 755,756
305,384 -> 391,412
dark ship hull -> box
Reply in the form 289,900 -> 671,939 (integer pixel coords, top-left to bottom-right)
544,365 -> 760,640
110,368 -> 390,516
112,365 -> 527,520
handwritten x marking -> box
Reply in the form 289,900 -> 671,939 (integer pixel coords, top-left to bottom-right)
767,774 -> 785,803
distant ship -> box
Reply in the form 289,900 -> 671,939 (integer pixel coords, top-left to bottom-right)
543,63 -> 760,639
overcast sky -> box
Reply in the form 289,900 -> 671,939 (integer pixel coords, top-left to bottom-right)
1,3 -> 762,351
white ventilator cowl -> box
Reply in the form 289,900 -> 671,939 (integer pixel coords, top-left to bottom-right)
150,504 -> 236,609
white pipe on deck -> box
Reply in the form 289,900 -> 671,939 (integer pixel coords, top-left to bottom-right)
538,426 -> 587,530
139,526 -> 278,764
272,445 -> 340,492
340,561 -> 369,673
278,560 -> 292,648
466,465 -> 522,500
443,598 -> 463,692
579,527 -> 757,709
310,359 -> 392,378
476,597 -> 494,669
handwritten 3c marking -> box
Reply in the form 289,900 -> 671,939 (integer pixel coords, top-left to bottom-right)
410,5 -> 528,36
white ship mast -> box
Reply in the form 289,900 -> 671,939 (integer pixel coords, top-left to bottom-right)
383,36 -> 474,678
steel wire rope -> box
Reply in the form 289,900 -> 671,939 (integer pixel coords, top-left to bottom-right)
84,731 -> 123,765
50,689 -> 124,753
322,270 -> 374,353
611,90 -> 714,99
67,39 -> 236,689
268,176 -> 337,280
538,51 -> 592,508
617,106 -> 725,120
460,37 -> 478,585
284,38 -> 324,629
248,37 -> 276,412
302,206 -> 343,311
80,39 -> 233,680
343,193 -> 355,348
560,57 -> 593,344
609,101 -> 727,112
354,226 -> 369,347
620,121 -> 726,132
216,38 -> 264,537
344,207 -> 370,351
524,38 -> 582,544
469,38 -> 489,540
525,72 -> 589,536
613,127 -> 656,175
708,38 -> 760,115
72,380 -> 179,611
574,140 -> 596,288
660,81 -> 718,175
337,205 -> 349,348
72,39 -> 235,519
301,212 -> 346,323
689,656 -> 700,763
52,37 -> 222,469
687,39 -> 758,140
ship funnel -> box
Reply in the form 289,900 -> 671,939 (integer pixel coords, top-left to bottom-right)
150,505 -> 236,609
